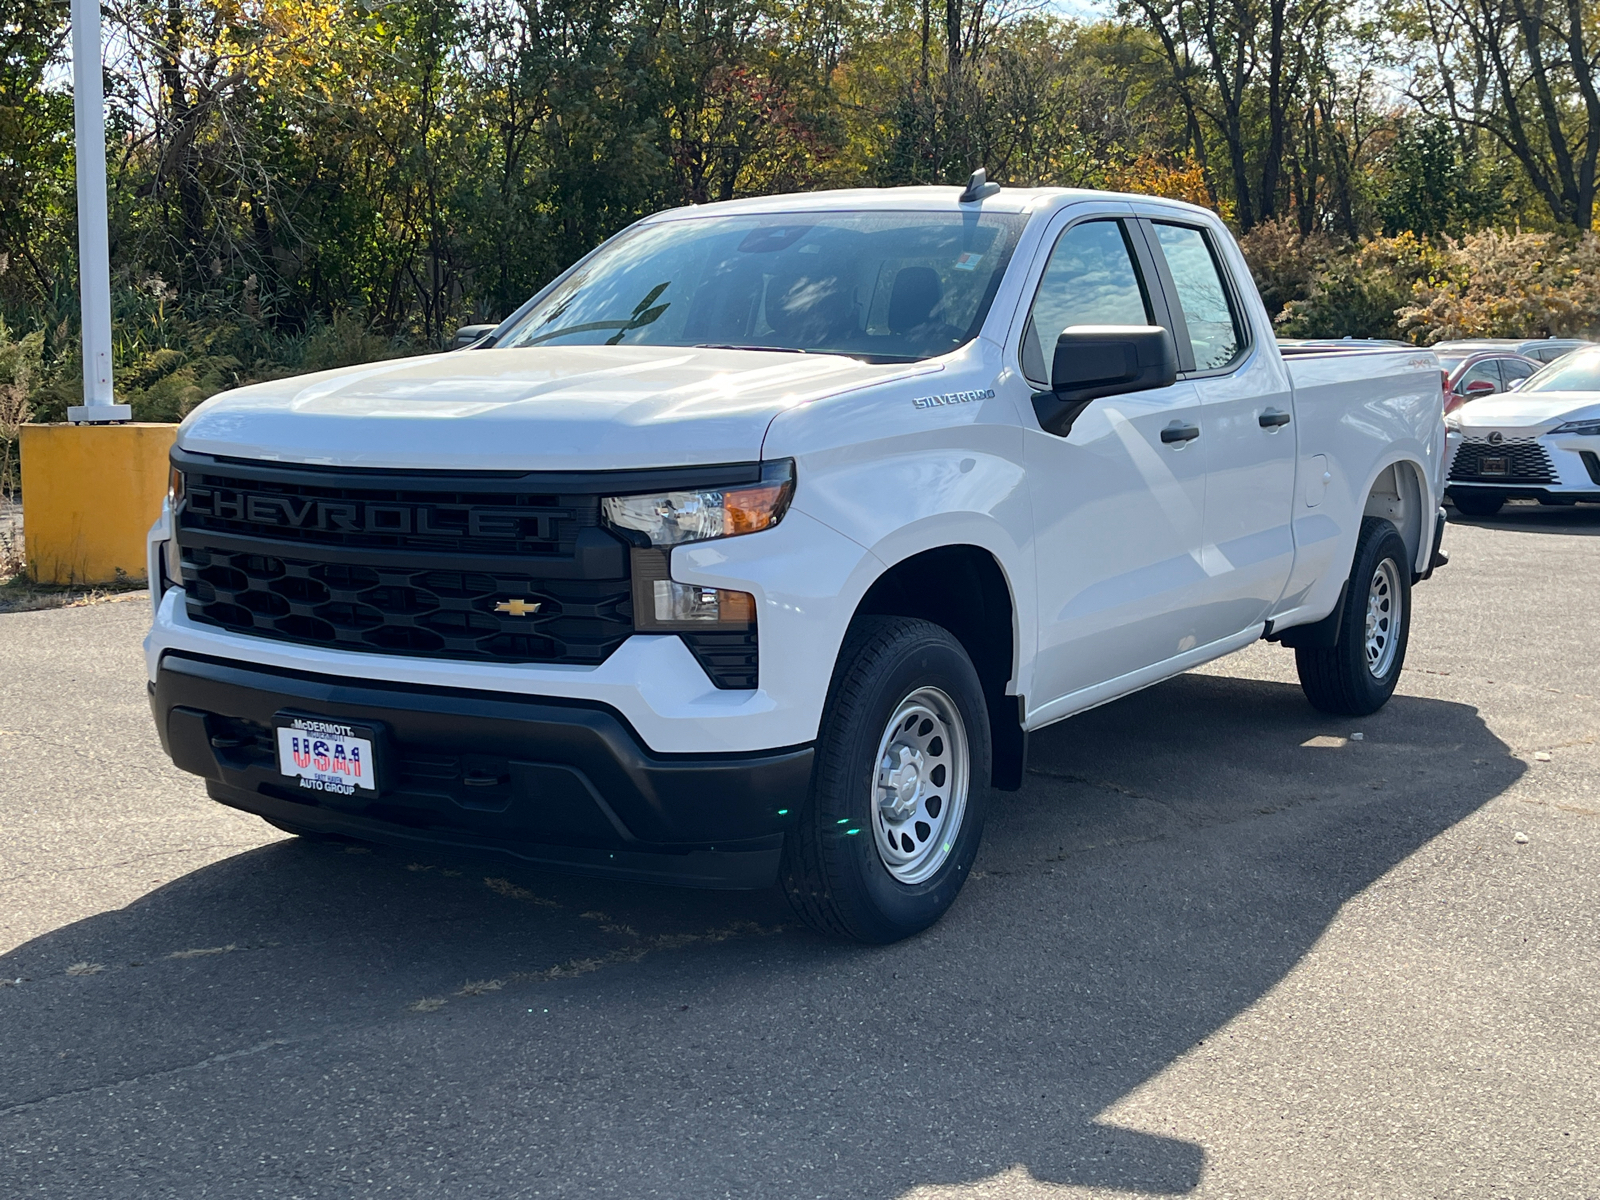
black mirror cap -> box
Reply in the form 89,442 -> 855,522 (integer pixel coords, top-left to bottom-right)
451,323 -> 498,350
1034,325 -> 1179,436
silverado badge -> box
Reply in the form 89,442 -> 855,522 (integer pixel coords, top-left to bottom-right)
494,599 -> 542,616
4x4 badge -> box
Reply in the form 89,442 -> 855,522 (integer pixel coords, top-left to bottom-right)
494,599 -> 542,616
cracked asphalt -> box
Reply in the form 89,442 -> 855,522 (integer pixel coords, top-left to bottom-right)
2,503 -> 1598,1198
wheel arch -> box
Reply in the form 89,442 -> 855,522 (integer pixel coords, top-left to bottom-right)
850,544 -> 1027,791
1362,455 -> 1431,577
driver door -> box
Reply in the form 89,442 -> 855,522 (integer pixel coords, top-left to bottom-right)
1020,214 -> 1210,715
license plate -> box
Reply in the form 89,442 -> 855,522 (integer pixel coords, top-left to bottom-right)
274,714 -> 378,795
1478,456 -> 1509,476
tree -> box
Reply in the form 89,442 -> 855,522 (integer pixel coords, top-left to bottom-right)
1121,0 -> 1337,229
1396,0 -> 1600,229
0,0 -> 74,304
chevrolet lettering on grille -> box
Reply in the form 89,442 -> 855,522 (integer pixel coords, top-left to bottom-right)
184,487 -> 556,541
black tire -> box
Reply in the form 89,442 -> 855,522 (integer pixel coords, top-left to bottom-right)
1449,489 -> 1505,518
781,616 -> 991,943
1295,517 -> 1412,716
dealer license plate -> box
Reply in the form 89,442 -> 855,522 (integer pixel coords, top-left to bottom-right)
1478,456 -> 1509,476
274,714 -> 378,795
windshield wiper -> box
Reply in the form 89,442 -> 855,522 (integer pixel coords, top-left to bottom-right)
521,283 -> 672,347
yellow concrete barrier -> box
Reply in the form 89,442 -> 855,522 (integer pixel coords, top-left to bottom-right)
20,423 -> 179,585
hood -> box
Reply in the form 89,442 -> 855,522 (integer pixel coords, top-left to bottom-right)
177,345 -> 940,470
1450,391 -> 1600,433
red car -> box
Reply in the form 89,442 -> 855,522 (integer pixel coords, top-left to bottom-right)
1439,349 -> 1542,414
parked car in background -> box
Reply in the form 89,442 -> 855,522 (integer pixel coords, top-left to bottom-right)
1434,337 -> 1596,365
1447,346 -> 1600,517
1435,349 -> 1542,413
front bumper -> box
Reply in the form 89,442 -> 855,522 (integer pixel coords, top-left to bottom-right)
152,652 -> 813,888
1447,433 -> 1600,502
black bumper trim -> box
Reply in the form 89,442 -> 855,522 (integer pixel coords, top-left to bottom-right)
1448,484 -> 1600,504
152,652 -> 811,888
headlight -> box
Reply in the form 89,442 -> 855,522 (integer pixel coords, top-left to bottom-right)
648,580 -> 755,625
163,467 -> 185,589
602,460 -> 794,546
1550,418 -> 1600,435
627,541 -> 756,631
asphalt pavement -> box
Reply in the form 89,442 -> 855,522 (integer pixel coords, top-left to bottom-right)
2,503 -> 1598,1198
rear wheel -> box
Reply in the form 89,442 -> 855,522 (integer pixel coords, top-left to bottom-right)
1449,488 -> 1505,518
781,617 -> 990,943
1295,518 -> 1412,716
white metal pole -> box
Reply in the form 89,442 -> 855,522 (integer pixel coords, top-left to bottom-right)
68,0 -> 129,423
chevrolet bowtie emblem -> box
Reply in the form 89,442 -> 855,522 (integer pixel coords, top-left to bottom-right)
494,598 -> 542,617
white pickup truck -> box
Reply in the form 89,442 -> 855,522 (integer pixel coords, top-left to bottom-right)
146,180 -> 1448,942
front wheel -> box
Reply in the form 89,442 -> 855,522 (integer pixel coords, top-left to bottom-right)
781,617 -> 991,943
1295,517 -> 1413,716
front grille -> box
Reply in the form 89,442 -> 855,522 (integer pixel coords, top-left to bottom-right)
181,465 -> 583,556
1448,438 -> 1556,485
173,455 -> 762,687
181,545 -> 632,664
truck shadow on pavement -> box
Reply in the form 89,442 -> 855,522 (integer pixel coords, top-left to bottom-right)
0,671 -> 1523,1198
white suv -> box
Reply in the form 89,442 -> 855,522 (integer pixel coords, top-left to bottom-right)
1447,347 -> 1600,517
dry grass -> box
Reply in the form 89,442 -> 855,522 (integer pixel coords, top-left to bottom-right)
0,572 -> 149,614
0,524 -> 151,613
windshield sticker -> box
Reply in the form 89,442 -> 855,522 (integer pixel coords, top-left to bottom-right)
953,252 -> 983,271
913,388 -> 995,410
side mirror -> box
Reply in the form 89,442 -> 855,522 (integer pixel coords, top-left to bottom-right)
1464,378 -> 1497,397
1507,378 -> 1526,391
1033,325 -> 1179,436
451,323 -> 497,350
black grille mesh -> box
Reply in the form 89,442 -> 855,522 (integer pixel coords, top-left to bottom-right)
181,545 -> 633,664
174,462 -> 760,687
1449,438 -> 1556,485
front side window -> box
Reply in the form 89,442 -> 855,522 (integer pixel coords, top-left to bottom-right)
1152,223 -> 1244,372
495,212 -> 1026,363
1021,219 -> 1151,385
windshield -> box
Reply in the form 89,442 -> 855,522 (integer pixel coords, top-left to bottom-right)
495,211 -> 1027,362
1523,348 -> 1600,393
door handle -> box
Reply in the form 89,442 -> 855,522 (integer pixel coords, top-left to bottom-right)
1161,423 -> 1201,444
1259,409 -> 1292,428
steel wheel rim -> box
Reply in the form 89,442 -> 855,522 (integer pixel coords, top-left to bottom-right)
871,687 -> 969,885
1364,557 -> 1402,679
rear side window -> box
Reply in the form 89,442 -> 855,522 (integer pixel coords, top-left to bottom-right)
1152,223 -> 1244,372
1021,220 -> 1152,385
1500,358 -> 1536,383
